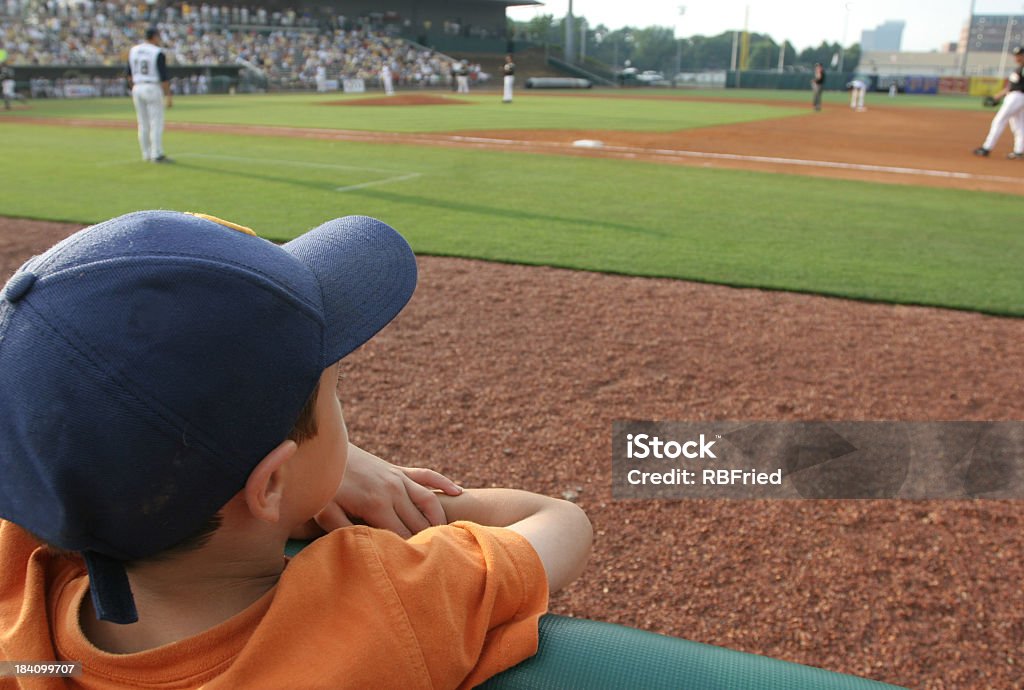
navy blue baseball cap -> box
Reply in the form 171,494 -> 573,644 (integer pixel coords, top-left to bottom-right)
0,210 -> 417,624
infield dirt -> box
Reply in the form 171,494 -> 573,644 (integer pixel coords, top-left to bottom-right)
1,215 -> 1021,690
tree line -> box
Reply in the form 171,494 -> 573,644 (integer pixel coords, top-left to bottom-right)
510,15 -> 861,75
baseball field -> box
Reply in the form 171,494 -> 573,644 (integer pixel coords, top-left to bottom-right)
2,88 -> 1022,688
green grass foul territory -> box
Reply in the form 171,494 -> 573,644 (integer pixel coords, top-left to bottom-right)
2,120 -> 1021,317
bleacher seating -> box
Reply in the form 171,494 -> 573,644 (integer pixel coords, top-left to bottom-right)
0,0 -> 477,91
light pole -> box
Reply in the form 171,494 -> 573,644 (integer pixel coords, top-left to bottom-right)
961,0 -> 977,76
997,12 -> 1019,76
838,2 -> 852,73
580,17 -> 587,62
565,0 -> 575,65
674,6 -> 686,86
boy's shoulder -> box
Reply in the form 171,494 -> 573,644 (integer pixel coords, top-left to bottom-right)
263,523 -> 547,687
289,522 -> 544,594
0,521 -> 547,688
1,521 -> 87,666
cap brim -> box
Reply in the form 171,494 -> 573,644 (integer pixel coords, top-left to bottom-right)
283,216 -> 417,364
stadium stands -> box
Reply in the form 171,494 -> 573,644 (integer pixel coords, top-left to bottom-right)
0,0 -> 471,91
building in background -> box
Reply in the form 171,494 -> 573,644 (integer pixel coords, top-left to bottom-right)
860,50 -> 1008,76
960,15 -> 1024,54
860,21 -> 905,52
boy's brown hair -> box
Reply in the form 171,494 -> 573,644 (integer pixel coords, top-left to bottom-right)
141,378 -> 324,562
40,379 -> 322,565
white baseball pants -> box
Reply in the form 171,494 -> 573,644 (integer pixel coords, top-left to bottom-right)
132,82 -> 165,161
982,91 -> 1024,154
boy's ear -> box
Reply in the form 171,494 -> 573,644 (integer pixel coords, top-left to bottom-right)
244,440 -> 298,523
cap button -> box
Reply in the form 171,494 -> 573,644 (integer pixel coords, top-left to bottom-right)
2,272 -> 38,303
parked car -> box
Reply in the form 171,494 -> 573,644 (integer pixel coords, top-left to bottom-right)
635,70 -> 665,83
525,77 -> 593,89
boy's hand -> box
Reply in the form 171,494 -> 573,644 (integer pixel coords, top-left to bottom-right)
291,444 -> 462,540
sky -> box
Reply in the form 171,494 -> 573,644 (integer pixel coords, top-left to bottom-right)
507,1 -> 1024,53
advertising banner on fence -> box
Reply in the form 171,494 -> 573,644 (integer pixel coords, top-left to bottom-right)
902,76 -> 939,94
613,421 -> 1024,499
938,77 -> 969,95
342,78 -> 366,93
969,76 -> 1002,96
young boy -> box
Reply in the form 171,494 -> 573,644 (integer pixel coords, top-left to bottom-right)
0,211 -> 592,688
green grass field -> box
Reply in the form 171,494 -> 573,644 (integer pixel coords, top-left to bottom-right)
1,90 -> 1021,316
11,91 -> 810,131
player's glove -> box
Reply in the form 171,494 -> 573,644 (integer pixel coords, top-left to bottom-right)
983,95 -> 1001,107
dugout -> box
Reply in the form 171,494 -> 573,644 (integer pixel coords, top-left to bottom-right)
4,65 -> 245,96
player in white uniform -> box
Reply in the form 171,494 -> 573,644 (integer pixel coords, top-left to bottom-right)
128,28 -> 172,163
974,46 -> 1024,159
847,79 -> 867,111
502,54 -> 515,103
455,61 -> 470,94
1,54 -> 15,110
381,63 -> 394,96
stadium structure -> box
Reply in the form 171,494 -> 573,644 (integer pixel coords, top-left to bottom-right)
0,0 -> 551,95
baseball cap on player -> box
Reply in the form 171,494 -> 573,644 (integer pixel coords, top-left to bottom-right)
1013,46 -> 1023,56
0,210 -> 417,624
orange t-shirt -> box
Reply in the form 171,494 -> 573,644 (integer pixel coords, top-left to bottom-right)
0,520 -> 548,689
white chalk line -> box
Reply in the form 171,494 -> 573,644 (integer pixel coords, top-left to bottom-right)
94,134 -> 1019,186
176,153 -> 423,191
176,152 -> 405,175
95,152 -> 423,191
334,172 -> 422,192
427,134 -> 1023,185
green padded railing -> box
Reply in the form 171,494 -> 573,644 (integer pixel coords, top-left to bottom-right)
481,614 -> 906,690
285,540 -> 905,690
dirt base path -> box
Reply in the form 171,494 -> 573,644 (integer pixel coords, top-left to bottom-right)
454,104 -> 1023,194
2,217 -> 1021,689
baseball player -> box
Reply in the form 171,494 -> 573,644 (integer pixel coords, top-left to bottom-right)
381,62 -> 394,96
974,46 -> 1024,159
810,63 -> 825,111
502,54 -> 515,103
1,56 -> 15,111
455,61 -> 470,94
847,79 -> 867,111
128,28 -> 172,163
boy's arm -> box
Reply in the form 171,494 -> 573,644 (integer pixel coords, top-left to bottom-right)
437,489 -> 592,593
291,443 -> 462,539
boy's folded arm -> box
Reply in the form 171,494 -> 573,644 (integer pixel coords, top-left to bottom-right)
437,489 -> 593,593
291,443 -> 463,540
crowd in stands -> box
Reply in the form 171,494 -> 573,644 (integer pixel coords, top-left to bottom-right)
1,0 -> 482,91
